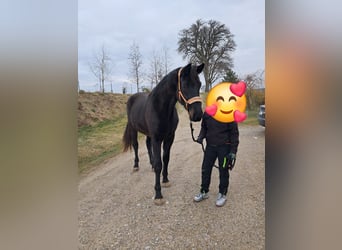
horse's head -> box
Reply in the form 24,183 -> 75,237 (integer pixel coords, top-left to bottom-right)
177,63 -> 205,122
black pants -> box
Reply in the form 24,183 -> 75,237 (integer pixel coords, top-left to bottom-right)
200,144 -> 230,195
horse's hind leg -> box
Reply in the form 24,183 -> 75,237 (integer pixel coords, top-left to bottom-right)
161,132 -> 175,187
146,136 -> 154,170
131,130 -> 139,171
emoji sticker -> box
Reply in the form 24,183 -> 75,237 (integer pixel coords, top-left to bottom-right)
205,81 -> 247,123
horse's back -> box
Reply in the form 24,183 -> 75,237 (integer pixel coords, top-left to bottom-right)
127,93 -> 147,112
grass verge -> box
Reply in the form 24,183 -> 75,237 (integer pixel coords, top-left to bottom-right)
78,114 -> 127,174
242,109 -> 259,126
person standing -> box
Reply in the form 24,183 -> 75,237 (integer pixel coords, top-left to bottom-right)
194,112 -> 239,207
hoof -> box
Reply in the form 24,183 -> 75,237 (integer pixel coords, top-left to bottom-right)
161,181 -> 171,188
154,198 -> 165,206
133,167 -> 139,172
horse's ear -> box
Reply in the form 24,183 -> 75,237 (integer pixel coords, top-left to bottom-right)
197,63 -> 205,74
182,63 -> 192,75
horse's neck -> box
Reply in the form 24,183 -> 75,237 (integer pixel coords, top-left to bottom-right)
154,72 -> 178,109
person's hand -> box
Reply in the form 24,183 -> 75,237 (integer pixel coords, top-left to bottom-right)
227,153 -> 236,170
228,153 -> 236,161
196,137 -> 203,144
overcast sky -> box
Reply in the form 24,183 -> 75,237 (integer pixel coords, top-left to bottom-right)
78,0 -> 265,93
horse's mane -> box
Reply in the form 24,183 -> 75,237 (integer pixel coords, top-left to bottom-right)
150,67 -> 181,95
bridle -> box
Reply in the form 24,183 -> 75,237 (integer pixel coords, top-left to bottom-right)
177,67 -> 202,110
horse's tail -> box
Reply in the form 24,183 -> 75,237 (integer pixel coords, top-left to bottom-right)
122,95 -> 135,152
122,123 -> 133,152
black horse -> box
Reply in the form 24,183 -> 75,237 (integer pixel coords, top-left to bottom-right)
123,63 -> 204,205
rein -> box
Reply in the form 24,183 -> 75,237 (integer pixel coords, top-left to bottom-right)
177,67 -> 202,110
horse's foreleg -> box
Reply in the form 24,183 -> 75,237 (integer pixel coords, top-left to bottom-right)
162,133 -> 175,186
151,139 -> 164,205
146,136 -> 153,169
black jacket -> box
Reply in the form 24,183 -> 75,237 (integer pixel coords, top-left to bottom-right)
197,113 -> 239,154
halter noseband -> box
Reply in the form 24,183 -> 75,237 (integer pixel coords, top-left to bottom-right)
177,67 -> 202,109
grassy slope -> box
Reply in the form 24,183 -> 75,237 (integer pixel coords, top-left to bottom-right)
78,92 -> 130,174
78,115 -> 127,174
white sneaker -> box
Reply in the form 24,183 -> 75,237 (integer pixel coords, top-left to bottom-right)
194,192 -> 209,202
216,193 -> 227,207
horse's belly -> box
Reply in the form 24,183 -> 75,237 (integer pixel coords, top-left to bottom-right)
132,121 -> 150,136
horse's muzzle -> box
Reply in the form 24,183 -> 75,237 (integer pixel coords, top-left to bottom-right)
188,103 -> 203,122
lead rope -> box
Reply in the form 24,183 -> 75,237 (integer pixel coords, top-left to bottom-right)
190,122 -> 219,169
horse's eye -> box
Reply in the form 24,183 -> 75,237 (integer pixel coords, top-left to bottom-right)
216,96 -> 224,102
229,96 -> 237,102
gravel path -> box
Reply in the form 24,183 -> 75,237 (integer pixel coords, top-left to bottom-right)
79,111 -> 265,249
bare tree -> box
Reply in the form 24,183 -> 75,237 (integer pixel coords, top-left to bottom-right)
147,50 -> 163,90
161,46 -> 172,76
242,70 -> 265,109
128,41 -> 143,93
147,46 -> 172,90
178,19 -> 236,92
89,44 -> 113,93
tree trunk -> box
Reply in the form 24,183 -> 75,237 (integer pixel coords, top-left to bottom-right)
203,67 -> 210,92
205,79 -> 210,92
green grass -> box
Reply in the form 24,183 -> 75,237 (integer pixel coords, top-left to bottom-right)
242,109 -> 259,126
78,115 -> 128,174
